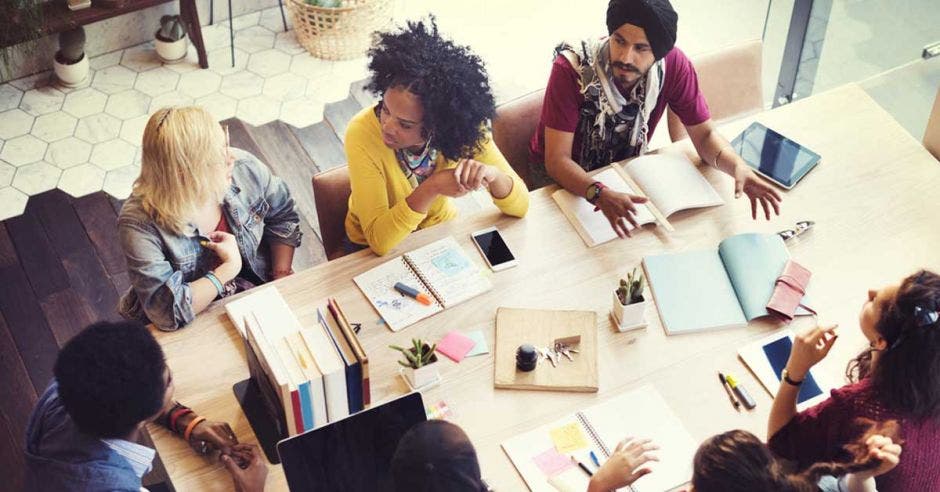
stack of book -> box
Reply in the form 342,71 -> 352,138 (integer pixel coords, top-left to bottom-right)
226,287 -> 369,437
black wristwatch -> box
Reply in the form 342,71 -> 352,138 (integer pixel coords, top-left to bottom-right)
586,181 -> 606,205
781,368 -> 804,386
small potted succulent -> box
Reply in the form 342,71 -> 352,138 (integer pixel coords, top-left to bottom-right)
154,15 -> 188,63
390,338 -> 439,389
612,267 -> 648,332
53,27 -> 89,87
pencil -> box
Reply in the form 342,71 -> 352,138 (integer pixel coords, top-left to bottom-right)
719,372 -> 741,411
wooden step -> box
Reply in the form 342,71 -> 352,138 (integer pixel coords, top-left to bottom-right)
323,96 -> 363,143
349,78 -> 377,109
288,121 -> 347,171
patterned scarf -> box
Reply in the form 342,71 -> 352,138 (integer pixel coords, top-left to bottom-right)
395,139 -> 438,189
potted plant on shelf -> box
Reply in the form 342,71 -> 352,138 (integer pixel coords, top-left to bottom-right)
612,267 -> 648,332
53,27 -> 89,87
154,15 -> 188,63
390,338 -> 439,389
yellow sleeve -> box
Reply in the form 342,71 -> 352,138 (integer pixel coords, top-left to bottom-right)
346,126 -> 426,256
474,133 -> 530,217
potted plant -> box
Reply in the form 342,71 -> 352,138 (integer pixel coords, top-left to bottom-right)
390,338 -> 439,389
612,267 -> 648,332
53,27 -> 89,87
154,15 -> 188,63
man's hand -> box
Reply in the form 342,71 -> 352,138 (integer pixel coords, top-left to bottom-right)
734,165 -> 782,220
595,189 -> 649,239
221,444 -> 268,492
189,419 -> 238,456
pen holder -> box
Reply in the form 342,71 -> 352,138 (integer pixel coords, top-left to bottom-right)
612,292 -> 647,332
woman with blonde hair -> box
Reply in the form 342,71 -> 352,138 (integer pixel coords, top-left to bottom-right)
118,106 -> 301,330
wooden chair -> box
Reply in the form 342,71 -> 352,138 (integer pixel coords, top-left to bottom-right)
311,166 -> 351,261
666,39 -> 764,142
492,89 -> 545,189
924,86 -> 940,161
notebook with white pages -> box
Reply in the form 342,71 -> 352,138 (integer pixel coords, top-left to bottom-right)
502,385 -> 698,492
552,153 -> 724,247
353,236 -> 492,332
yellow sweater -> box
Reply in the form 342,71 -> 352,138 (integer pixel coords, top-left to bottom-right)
344,106 -> 529,255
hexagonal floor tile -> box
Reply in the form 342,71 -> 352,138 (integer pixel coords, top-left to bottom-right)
278,96 -> 325,128
90,50 -> 124,70
0,187 -> 28,220
289,53 -> 331,80
232,11 -> 261,31
62,88 -> 108,118
178,70 -> 223,99
259,7 -> 290,32
262,72 -> 307,101
12,161 -> 61,195
235,26 -> 275,54
119,114 -> 151,146
105,90 -> 152,119
236,95 -> 281,126
134,67 -> 181,97
306,75 -> 351,105
274,31 -> 305,56
32,112 -> 78,142
201,24 -> 233,52
90,139 -> 138,171
93,65 -> 138,95
0,84 -> 24,111
75,113 -> 122,144
20,86 -> 66,116
208,47 -> 249,76
195,93 -> 238,121
220,71 -> 264,100
121,44 -> 162,72
149,92 -> 194,113
102,164 -> 141,199
330,58 -> 368,81
0,161 -> 14,186
46,137 -> 93,169
59,163 -> 106,197
247,49 -> 291,78
0,108 -> 35,139
0,134 -> 46,166
9,72 -> 53,91
165,46 -> 202,74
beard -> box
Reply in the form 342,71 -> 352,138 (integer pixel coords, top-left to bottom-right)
611,62 -> 647,91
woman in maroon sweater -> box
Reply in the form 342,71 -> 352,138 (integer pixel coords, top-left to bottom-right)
768,270 -> 940,491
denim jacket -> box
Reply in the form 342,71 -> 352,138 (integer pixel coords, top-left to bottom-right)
118,148 -> 302,331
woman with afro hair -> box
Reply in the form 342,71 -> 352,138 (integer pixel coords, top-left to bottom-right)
343,18 -> 529,256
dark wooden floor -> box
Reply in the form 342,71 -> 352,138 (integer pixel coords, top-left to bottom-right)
0,79 -> 377,489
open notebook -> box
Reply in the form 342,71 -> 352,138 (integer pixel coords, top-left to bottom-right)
553,154 -> 723,247
502,385 -> 697,492
643,233 -> 814,335
353,236 -> 492,332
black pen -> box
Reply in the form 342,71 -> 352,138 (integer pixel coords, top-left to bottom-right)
719,372 -> 741,411
571,456 -> 594,476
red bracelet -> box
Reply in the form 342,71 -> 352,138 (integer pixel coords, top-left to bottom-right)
169,407 -> 193,433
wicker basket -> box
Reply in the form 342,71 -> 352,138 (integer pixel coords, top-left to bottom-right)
286,0 -> 393,60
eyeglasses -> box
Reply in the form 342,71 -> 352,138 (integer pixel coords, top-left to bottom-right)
777,220 -> 814,242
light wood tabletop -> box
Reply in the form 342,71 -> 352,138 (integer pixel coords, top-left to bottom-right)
149,83 -> 940,491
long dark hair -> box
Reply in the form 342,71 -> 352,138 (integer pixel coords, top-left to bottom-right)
846,269 -> 940,418
692,420 -> 900,492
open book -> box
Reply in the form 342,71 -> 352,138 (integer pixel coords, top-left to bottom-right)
643,233 -> 813,335
353,236 -> 492,332
553,153 -> 723,247
502,385 -> 697,492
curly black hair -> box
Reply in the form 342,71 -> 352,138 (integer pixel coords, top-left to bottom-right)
366,17 -> 495,161
55,320 -> 167,438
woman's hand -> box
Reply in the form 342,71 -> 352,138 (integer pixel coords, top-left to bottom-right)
734,164 -> 782,220
427,169 -> 469,198
785,325 -> 838,380
588,438 -> 660,492
222,444 -> 268,492
204,231 -> 242,282
189,419 -> 238,456
454,159 -> 501,191
861,434 -> 902,478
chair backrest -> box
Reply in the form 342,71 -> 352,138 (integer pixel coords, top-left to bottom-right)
492,89 -> 546,188
667,39 -> 764,142
311,166 -> 351,261
925,86 -> 940,161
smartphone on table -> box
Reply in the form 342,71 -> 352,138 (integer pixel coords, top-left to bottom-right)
470,227 -> 517,271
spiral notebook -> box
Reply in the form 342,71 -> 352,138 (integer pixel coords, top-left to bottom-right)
353,236 -> 492,332
502,385 -> 697,492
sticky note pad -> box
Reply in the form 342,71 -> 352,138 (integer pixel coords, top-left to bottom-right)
549,422 -> 589,453
435,331 -> 476,362
533,447 -> 574,477
465,330 -> 489,357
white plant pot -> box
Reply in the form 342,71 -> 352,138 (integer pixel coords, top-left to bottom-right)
401,361 -> 440,390
155,34 -> 188,63
53,52 -> 89,88
612,291 -> 648,332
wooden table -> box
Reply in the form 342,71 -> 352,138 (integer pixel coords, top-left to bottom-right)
150,83 -> 940,491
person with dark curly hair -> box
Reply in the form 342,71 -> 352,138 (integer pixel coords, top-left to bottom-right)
343,18 -> 529,256
531,0 -> 782,239
23,320 -> 267,491
768,269 -> 940,491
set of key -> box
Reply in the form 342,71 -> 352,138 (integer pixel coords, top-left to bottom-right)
537,342 -> 579,368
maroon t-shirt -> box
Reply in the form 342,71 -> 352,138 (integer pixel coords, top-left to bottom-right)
529,46 -> 711,166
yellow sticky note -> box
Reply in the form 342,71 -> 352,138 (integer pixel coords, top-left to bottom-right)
549,422 -> 589,454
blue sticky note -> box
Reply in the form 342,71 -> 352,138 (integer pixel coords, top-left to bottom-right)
465,331 -> 489,357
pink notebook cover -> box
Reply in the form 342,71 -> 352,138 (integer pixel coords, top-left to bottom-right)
435,331 -> 476,362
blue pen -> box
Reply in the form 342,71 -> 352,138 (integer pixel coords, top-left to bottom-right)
589,450 -> 600,468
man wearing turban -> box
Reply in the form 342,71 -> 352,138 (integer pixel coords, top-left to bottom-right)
530,0 -> 782,238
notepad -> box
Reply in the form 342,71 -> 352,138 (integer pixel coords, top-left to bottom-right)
503,385 -> 697,492
435,331 -> 477,362
738,330 -> 832,411
354,236 -> 492,332
552,153 -> 723,247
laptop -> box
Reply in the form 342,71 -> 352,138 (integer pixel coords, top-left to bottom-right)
277,392 -> 427,491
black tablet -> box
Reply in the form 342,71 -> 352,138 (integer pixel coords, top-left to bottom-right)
730,122 -> 821,189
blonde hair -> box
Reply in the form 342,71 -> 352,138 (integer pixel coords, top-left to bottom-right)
134,106 -> 229,235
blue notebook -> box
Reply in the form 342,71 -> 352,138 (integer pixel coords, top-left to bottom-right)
643,233 -> 812,334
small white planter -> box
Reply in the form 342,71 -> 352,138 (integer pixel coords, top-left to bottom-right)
612,291 -> 648,332
400,360 -> 441,390
53,52 -> 89,87
155,34 -> 188,63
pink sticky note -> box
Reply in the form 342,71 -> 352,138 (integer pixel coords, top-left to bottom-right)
533,447 -> 575,477
435,331 -> 476,362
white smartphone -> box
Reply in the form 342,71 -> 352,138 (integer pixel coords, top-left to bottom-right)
470,227 -> 518,271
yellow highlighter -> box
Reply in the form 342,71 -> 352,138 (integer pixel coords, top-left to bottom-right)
724,373 -> 756,409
